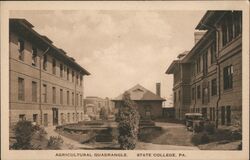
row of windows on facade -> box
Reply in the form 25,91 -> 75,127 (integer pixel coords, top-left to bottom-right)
19,112 -> 84,125
194,11 -> 241,76
174,65 -> 233,103
190,106 -> 231,126
18,77 -> 83,106
17,40 -> 83,86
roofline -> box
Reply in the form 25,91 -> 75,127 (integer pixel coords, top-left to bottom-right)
165,60 -> 178,74
10,18 -> 90,75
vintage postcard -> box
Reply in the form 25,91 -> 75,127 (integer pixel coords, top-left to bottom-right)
0,1 -> 249,160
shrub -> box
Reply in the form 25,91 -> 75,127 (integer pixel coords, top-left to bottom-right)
193,123 -> 203,133
191,132 -> 210,145
117,91 -> 140,150
204,122 -> 215,134
230,130 -> 242,141
47,136 -> 64,150
11,120 -> 35,149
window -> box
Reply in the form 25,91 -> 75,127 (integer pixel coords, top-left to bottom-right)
61,113 -> 64,124
196,56 -> 201,73
80,95 -> 82,106
226,106 -> 231,125
192,87 -> 195,100
32,81 -> 37,102
67,91 -> 69,105
72,71 -> 75,82
221,106 -> 225,125
32,46 -> 37,66
203,51 -> 208,75
19,114 -> 26,121
76,74 -> 79,85
223,65 -> 233,90
42,84 -> 47,103
60,64 -> 63,77
67,113 -> 70,122
197,85 -> 201,99
18,39 -> 24,61
221,11 -> 242,47
211,79 -> 217,96
72,92 -> 74,105
33,114 -> 38,124
210,41 -> 216,64
76,93 -> 79,106
52,59 -> 56,74
43,55 -> 47,70
80,75 -> 83,86
178,90 -> 181,102
60,89 -> 63,104
67,68 -> 69,80
52,87 -> 56,104
202,87 -> 209,104
174,92 -> 176,103
18,77 -> 24,101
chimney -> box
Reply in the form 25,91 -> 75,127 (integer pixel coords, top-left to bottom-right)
194,31 -> 206,44
156,83 -> 161,97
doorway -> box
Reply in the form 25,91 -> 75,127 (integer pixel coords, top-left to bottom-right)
52,108 -> 58,126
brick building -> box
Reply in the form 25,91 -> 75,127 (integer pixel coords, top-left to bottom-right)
166,11 -> 242,127
9,19 -> 90,127
112,84 -> 165,120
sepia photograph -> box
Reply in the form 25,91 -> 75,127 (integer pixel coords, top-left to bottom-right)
1,1 -> 249,160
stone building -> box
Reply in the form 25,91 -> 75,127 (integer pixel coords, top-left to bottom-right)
112,84 -> 165,120
166,11 -> 242,127
9,19 -> 90,127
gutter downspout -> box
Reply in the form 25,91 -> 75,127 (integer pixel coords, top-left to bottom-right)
39,47 -> 50,126
200,23 -> 221,128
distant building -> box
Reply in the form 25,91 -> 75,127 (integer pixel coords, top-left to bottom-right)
84,96 -> 114,119
166,11 -> 242,127
112,84 -> 165,120
9,19 -> 90,127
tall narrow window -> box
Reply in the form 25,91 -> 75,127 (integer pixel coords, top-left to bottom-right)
197,85 -> 201,99
52,59 -> 56,74
72,92 -> 74,105
67,68 -> 69,80
174,92 -> 176,103
52,87 -> 56,104
72,71 -> 75,82
18,77 -> 25,101
43,55 -> 47,70
223,65 -> 233,90
42,84 -> 47,103
196,56 -> 201,73
76,74 -> 79,85
32,81 -> 37,102
80,75 -> 83,86
67,91 -> 69,105
211,79 -> 217,96
32,46 -> 37,66
18,39 -> 24,61
80,95 -> 82,106
210,41 -> 216,64
60,64 -> 63,77
76,93 -> 79,106
192,87 -> 195,100
203,51 -> 208,76
60,89 -> 63,104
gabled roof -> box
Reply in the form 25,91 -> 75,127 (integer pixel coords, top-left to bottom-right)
112,84 -> 165,101
165,51 -> 189,74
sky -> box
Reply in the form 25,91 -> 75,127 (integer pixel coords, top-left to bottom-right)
10,10 -> 206,100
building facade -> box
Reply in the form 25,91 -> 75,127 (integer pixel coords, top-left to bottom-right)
9,19 -> 90,127
112,84 -> 165,120
166,11 -> 242,127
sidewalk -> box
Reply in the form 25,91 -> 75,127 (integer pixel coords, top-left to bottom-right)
45,126 -> 94,150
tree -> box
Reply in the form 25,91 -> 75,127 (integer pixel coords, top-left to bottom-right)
116,91 -> 140,150
100,106 -> 108,120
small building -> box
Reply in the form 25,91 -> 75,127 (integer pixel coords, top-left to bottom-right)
112,84 -> 165,120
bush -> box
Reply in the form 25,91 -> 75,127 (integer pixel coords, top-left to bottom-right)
11,120 -> 35,149
191,132 -> 210,145
47,136 -> 64,150
193,123 -> 203,133
204,122 -> 215,134
117,91 -> 140,150
230,130 -> 242,141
